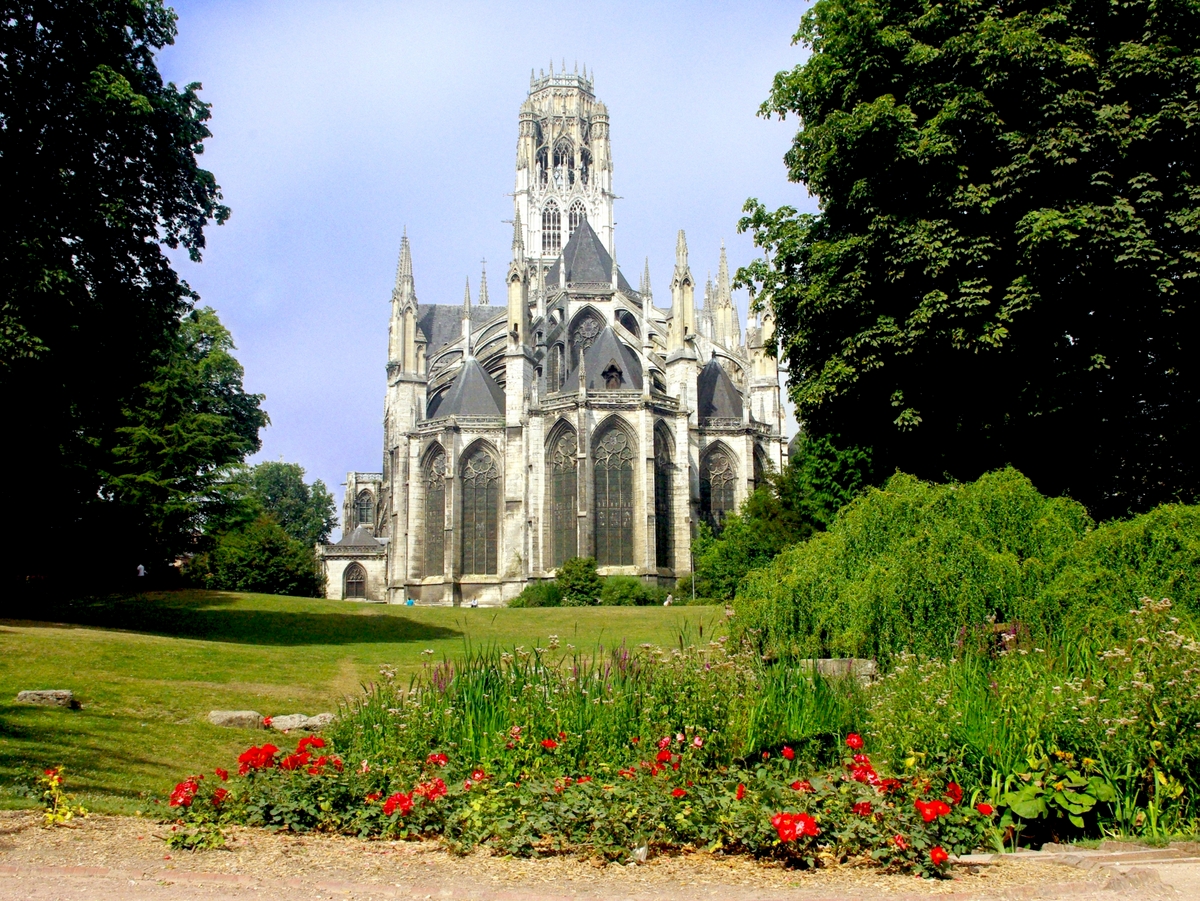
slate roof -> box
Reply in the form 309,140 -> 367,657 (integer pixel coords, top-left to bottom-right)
418,306 -> 499,355
546,219 -> 637,295
697,358 -> 743,420
561,325 -> 643,392
336,526 -> 382,547
426,356 -> 506,418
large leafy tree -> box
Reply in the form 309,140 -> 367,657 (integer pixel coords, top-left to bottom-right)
738,0 -> 1200,518
245,462 -> 336,548
1,1 -> 231,578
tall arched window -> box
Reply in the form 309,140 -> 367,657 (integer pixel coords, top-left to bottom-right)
553,140 -> 574,187
547,343 -> 564,391
461,447 -> 500,574
424,448 -> 446,577
594,423 -> 635,566
569,309 -> 603,372
542,201 -> 561,255
356,490 -> 374,527
579,148 -> 592,186
344,563 -> 366,599
654,425 -> 673,570
536,146 -> 549,185
568,200 -> 587,239
547,427 -> 578,568
700,446 -> 737,533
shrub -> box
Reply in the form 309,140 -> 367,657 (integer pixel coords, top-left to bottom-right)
598,576 -> 665,606
556,557 -> 602,607
185,515 -> 325,597
509,581 -> 562,608
736,468 -> 1092,661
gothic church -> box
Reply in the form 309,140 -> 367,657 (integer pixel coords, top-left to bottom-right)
319,66 -> 787,605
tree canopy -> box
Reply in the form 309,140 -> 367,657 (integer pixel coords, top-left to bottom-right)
1,1 -> 235,582
737,0 -> 1200,518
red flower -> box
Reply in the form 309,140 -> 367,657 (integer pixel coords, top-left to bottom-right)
877,778 -> 902,794
657,737 -> 671,750
845,733 -> 864,750
414,777 -> 447,801
736,783 -> 746,800
214,768 -> 229,782
471,769 -> 487,782
365,792 -> 381,803
278,751 -> 311,771
762,751 -> 770,761
853,753 -> 871,766
853,801 -> 873,816
169,778 -> 200,808
945,782 -> 964,805
771,811 -> 820,842
382,791 -> 413,816
790,779 -> 814,793
262,716 -> 272,727
671,788 -> 687,798
631,736 -> 640,745
236,744 -> 279,776
541,739 -> 558,750
212,787 -> 230,806
975,802 -> 994,816
915,799 -> 952,822
558,731 -> 567,740
893,834 -> 908,850
297,736 -> 326,754
618,767 -> 636,779
930,846 -> 949,866
426,752 -> 448,767
655,749 -> 672,763
577,775 -> 592,784
782,746 -> 795,760
331,757 -> 344,771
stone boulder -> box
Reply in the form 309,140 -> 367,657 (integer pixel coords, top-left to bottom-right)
267,713 -> 311,732
305,712 -> 336,730
17,690 -> 79,709
207,710 -> 264,729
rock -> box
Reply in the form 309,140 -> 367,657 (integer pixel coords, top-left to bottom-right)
305,712 -> 336,730
17,690 -> 79,709
268,713 -> 311,732
207,710 -> 264,729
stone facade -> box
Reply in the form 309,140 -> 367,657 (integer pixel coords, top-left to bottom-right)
319,67 -> 787,605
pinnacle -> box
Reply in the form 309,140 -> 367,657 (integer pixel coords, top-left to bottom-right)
478,260 -> 489,306
512,209 -> 524,259
675,229 -> 688,263
462,276 -> 471,314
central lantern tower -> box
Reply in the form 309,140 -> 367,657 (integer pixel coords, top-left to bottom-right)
513,62 -> 615,273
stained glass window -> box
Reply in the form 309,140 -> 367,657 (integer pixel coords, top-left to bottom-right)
548,429 -> 578,568
424,449 -> 446,577
355,490 -> 374,526
700,447 -> 737,533
542,201 -> 561,255
344,563 -> 366,599
654,426 -> 673,569
594,424 -> 635,566
461,447 -> 500,574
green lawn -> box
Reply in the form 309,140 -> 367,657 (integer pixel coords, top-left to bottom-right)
0,590 -> 721,814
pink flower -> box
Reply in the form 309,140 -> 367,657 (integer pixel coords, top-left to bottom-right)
692,736 -> 704,749
658,737 -> 671,750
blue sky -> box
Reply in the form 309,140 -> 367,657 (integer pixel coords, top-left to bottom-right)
158,1 -> 817,519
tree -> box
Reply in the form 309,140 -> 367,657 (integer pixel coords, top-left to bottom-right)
1,1 -> 229,580
186,516 -> 325,598
245,462 -> 336,548
737,0 -> 1200,519
556,557 -> 603,607
103,307 -> 268,565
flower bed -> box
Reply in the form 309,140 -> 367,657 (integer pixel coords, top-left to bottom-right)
168,732 -> 990,876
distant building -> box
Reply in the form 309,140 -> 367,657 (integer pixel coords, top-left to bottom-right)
320,65 -> 786,605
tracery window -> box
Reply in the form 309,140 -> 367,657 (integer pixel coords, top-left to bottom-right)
542,201 -> 562,255
594,424 -> 635,566
547,428 -> 578,568
355,490 -> 374,527
547,343 -> 565,392
344,563 -> 366,599
700,447 -> 737,533
654,426 -> 673,569
553,140 -> 574,187
579,148 -> 592,186
424,448 -> 446,577
568,200 -> 587,239
461,447 -> 500,574
569,310 -> 603,371
536,146 -> 549,185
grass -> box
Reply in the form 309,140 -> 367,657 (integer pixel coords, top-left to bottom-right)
0,590 -> 720,815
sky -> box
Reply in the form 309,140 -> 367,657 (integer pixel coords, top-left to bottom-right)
158,0 -> 818,522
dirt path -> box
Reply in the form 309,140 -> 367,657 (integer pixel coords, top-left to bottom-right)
0,812 -> 1190,901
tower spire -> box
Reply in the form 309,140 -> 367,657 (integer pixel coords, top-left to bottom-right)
393,228 -> 415,302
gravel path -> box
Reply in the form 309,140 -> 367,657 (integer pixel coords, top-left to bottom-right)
0,812 -> 1188,901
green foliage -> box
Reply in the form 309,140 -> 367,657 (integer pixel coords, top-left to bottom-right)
104,308 -> 267,562
737,0 -> 1200,518
736,468 -> 1097,660
556,557 -> 603,607
186,516 -> 324,598
599,576 -> 665,607
246,462 -> 336,547
2,1 -> 232,582
693,438 -> 874,602
508,581 -> 563,608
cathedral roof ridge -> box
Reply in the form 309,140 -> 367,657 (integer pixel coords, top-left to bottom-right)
546,217 -> 635,295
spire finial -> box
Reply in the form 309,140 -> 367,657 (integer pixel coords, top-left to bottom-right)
463,276 -> 471,316
478,259 -> 489,306
642,257 -> 652,300
512,209 -> 524,260
394,230 -> 415,302
675,229 -> 688,266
